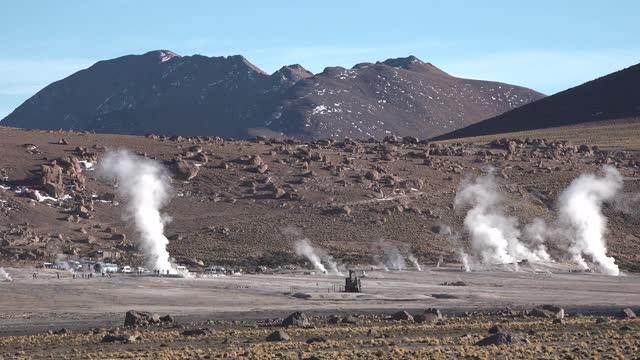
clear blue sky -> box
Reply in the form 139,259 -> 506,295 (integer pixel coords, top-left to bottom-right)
1,0 -> 639,119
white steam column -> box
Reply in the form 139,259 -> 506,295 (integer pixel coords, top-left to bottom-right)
99,150 -> 175,273
558,166 -> 622,275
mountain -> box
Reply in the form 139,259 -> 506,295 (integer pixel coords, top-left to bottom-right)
432,62 -> 640,140
1,51 -> 544,139
267,56 -> 544,139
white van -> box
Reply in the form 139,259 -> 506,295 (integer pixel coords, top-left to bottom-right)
121,266 -> 131,273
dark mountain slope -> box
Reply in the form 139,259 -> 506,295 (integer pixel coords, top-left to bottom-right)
433,62 -> 640,140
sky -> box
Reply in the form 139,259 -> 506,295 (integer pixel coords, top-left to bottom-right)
1,0 -> 639,119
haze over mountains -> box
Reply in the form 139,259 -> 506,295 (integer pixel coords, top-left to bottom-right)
434,62 -> 640,140
1,50 -> 544,140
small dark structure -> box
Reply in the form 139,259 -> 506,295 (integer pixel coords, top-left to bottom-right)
344,270 -> 362,293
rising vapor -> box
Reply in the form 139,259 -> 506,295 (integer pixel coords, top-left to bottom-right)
98,150 -> 175,273
557,166 -> 622,275
454,169 -> 549,269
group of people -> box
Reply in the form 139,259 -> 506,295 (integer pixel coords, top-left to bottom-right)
32,271 -> 106,279
153,269 -> 172,275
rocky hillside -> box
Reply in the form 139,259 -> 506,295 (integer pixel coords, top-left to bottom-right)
1,51 -> 543,140
433,62 -> 640,140
1,127 -> 639,271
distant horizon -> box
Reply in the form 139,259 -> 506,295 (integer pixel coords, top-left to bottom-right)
2,0 -> 639,119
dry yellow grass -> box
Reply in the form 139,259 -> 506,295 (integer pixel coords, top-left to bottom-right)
1,315 -> 638,359
437,118 -> 640,151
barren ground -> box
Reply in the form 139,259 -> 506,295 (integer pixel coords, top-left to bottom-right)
0,266 -> 639,358
1,125 -> 640,358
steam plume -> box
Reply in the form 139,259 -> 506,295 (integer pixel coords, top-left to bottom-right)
295,239 -> 328,274
557,166 -> 622,275
381,242 -> 407,270
0,268 -> 12,282
407,254 -> 422,271
454,169 -> 549,268
98,150 -> 174,273
285,226 -> 343,275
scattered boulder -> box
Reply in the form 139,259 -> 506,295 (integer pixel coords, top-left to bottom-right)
159,315 -> 174,323
365,170 -> 381,181
305,336 -> 327,344
102,334 -> 137,343
255,164 -> 269,174
617,308 -> 636,319
341,315 -> 363,325
47,328 -> 69,335
42,182 -> 64,198
390,311 -> 414,322
266,330 -> 290,341
475,333 -> 515,347
489,325 -> 507,334
74,205 -> 91,219
414,308 -> 443,324
171,160 -> 199,180
273,187 -> 286,199
529,305 -> 564,319
181,328 -> 213,336
124,310 -> 161,327
283,311 -> 309,327
111,233 -> 126,241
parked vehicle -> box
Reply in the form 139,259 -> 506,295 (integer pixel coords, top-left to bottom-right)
204,267 -> 226,275
94,262 -> 118,273
121,266 -> 131,273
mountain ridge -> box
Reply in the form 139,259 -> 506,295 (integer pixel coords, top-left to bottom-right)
2,50 -> 545,139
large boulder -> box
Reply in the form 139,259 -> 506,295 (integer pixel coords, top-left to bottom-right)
529,305 -> 564,319
40,164 -> 65,197
283,311 -> 309,327
475,333 -> 515,347
124,310 -> 161,327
